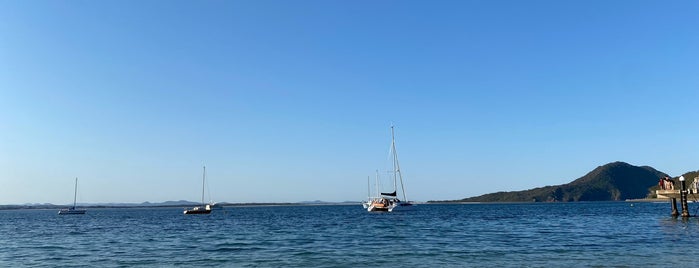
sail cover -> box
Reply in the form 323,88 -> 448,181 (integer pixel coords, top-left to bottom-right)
381,191 -> 397,197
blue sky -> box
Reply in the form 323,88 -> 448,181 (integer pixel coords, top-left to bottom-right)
1,1 -> 698,204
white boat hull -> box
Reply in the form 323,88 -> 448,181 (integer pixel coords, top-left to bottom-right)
58,208 -> 86,215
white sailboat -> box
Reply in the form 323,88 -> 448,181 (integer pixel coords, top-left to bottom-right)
366,125 -> 415,212
363,176 -> 371,209
58,177 -> 86,215
184,166 -> 212,215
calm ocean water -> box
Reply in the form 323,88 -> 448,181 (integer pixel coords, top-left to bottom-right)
2,202 -> 699,267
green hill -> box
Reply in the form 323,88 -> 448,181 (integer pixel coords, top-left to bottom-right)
451,162 -> 668,202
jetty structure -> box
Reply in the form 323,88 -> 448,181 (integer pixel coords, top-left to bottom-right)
655,175 -> 697,218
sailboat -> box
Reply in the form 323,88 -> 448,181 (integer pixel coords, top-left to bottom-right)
183,166 -> 212,215
369,125 -> 415,212
362,176 -> 371,209
381,125 -> 415,212
58,177 -> 86,215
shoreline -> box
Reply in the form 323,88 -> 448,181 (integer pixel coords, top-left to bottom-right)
625,198 -> 672,202
0,202 -> 362,210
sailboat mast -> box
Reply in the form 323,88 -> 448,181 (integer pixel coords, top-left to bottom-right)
391,126 -> 397,195
201,166 -> 206,205
375,169 -> 380,198
396,155 -> 407,201
367,176 -> 370,199
391,126 -> 408,202
73,177 -> 78,209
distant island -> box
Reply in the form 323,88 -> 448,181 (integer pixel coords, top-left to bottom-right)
430,161 -> 699,203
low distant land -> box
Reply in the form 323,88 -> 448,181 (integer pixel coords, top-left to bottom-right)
0,200 -> 359,210
430,161 -> 698,203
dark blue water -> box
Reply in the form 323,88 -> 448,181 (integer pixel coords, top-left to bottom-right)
2,202 -> 698,267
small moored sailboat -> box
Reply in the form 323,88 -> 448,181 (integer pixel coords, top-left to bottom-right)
184,166 -> 212,215
58,177 -> 86,215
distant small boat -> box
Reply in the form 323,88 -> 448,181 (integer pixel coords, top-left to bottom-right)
58,177 -> 86,215
184,166 -> 212,215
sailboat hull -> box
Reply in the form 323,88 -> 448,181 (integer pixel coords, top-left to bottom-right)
183,209 -> 211,215
184,204 -> 212,214
367,199 -> 391,212
58,208 -> 86,215
368,206 -> 389,212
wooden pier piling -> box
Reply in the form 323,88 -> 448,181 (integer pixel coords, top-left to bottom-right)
671,198 -> 679,217
656,178 -> 696,218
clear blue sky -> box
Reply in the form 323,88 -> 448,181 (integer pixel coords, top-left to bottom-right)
1,1 -> 698,205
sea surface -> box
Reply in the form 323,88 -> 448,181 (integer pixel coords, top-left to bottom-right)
2,202 -> 699,267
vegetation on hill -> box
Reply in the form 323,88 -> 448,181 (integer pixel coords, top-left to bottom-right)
439,162 -> 669,202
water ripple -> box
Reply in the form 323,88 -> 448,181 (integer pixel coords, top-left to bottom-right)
2,203 -> 699,266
